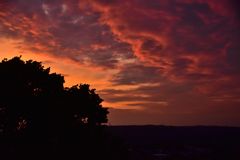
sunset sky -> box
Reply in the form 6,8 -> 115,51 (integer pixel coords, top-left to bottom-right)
0,0 -> 239,126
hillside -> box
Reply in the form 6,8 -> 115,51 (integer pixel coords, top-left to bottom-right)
107,126 -> 240,160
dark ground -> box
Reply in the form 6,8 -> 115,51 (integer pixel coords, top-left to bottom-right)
0,125 -> 240,160
107,125 -> 240,160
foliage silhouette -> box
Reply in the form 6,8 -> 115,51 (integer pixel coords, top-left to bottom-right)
0,56 -> 108,136
0,56 -> 134,160
65,84 -> 108,126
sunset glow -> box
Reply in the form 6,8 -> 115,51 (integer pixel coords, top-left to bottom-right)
0,0 -> 239,126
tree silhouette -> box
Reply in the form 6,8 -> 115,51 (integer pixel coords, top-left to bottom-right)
0,56 -> 135,160
65,84 -> 109,126
0,56 -> 108,138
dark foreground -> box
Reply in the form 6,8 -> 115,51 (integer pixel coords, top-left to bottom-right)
108,126 -> 240,160
1,126 -> 240,160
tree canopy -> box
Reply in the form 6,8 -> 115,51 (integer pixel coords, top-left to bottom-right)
0,56 -> 108,137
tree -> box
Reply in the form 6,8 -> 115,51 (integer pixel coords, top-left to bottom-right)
0,56 -> 108,137
65,84 -> 109,126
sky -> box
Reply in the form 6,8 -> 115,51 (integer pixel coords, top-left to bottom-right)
0,0 -> 240,126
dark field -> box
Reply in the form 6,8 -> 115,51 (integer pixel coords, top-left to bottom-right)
107,126 -> 240,160
1,126 -> 239,160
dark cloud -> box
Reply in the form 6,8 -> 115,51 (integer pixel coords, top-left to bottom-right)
226,44 -> 240,73
109,100 -> 240,125
111,64 -> 162,85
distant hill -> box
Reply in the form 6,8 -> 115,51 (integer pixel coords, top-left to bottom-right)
1,125 -> 239,160
107,125 -> 240,160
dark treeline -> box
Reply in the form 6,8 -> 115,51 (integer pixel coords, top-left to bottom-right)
0,57 -> 131,160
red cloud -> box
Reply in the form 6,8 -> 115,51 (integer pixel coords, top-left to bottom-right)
87,0 -> 240,89
0,0 -> 133,69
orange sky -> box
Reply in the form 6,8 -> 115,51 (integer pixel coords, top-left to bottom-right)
0,0 -> 240,126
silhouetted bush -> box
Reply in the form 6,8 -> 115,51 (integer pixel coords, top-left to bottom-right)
0,56 -> 129,160
0,56 -> 108,136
